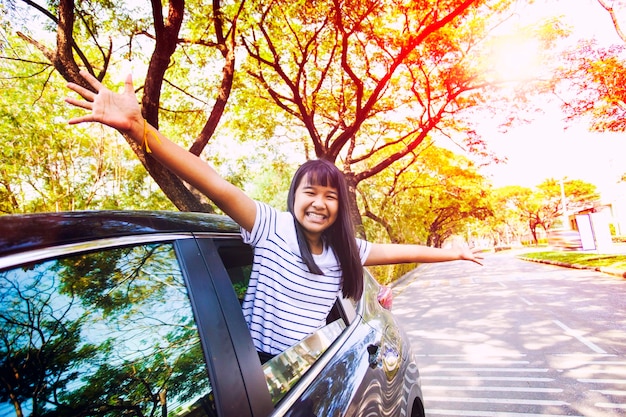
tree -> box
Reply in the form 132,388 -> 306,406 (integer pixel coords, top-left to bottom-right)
359,141 -> 492,282
242,0 -> 524,231
3,0 -> 248,212
0,27 -> 177,213
549,0 -> 626,133
536,177 -> 600,225
554,40 -> 626,131
496,179 -> 600,245
3,0 -> 541,228
0,270 -> 99,417
494,185 -> 543,244
361,143 -> 493,244
597,0 -> 626,44
482,186 -> 528,247
543,0 -> 626,183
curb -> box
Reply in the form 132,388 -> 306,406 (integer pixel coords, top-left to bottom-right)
519,257 -> 626,279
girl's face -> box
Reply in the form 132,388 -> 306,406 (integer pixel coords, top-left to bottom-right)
293,175 -> 339,243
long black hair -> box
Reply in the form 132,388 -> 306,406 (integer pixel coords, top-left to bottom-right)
287,159 -> 364,300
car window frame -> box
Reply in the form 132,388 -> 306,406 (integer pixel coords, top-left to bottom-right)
0,234 -> 192,270
192,235 -> 274,417
176,236 -> 264,417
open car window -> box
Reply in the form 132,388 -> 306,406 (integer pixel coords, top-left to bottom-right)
216,242 -> 355,406
0,242 -> 218,417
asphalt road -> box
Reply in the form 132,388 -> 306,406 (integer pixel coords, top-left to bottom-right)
391,250 -> 626,417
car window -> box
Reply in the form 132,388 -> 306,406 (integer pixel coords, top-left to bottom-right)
216,243 -> 353,406
262,319 -> 346,404
218,244 -> 254,303
0,243 -> 217,417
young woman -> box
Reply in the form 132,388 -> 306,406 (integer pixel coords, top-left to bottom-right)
65,70 -> 483,358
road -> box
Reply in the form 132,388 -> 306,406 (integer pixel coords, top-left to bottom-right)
391,250 -> 626,417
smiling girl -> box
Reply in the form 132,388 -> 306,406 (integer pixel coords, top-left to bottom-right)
65,71 -> 483,359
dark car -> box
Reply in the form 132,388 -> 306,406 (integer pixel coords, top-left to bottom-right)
0,210 -> 425,417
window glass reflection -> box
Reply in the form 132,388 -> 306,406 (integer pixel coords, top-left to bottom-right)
263,319 -> 345,404
0,243 -> 215,417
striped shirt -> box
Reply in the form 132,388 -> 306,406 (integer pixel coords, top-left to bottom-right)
240,201 -> 371,355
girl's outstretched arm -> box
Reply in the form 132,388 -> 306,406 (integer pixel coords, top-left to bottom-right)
65,70 -> 256,232
365,243 -> 484,266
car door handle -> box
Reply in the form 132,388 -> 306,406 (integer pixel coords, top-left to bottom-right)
367,344 -> 380,368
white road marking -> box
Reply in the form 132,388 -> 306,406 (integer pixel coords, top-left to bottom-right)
427,410 -> 583,417
427,396 -> 568,406
422,385 -> 563,393
552,320 -> 607,354
591,390 -> 626,396
596,403 -> 626,409
422,376 -> 553,382
436,360 -> 530,365
578,378 -> 626,384
416,353 -> 527,358
519,296 -> 534,305
426,367 -> 548,373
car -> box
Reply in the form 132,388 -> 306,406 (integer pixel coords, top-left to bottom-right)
0,210 -> 425,417
547,229 -> 583,250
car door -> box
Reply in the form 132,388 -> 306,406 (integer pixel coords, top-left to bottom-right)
346,270 -> 418,416
0,234 -> 254,417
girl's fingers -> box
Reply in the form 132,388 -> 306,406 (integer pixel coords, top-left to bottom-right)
123,73 -> 134,95
66,82 -> 96,101
67,114 -> 95,125
78,70 -> 103,90
64,97 -> 92,110
67,70 -> 104,101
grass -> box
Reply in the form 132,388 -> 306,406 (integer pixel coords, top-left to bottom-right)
520,251 -> 626,271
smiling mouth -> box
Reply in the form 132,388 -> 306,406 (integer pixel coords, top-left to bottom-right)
306,212 -> 327,221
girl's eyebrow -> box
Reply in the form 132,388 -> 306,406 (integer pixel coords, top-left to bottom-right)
302,184 -> 338,194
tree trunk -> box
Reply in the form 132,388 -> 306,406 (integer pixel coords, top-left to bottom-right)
343,171 -> 365,239
9,392 -> 23,417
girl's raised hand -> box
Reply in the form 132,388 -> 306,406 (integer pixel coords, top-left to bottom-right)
459,245 -> 484,266
65,70 -> 142,134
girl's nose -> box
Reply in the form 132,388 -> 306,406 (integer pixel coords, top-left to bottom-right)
311,196 -> 324,208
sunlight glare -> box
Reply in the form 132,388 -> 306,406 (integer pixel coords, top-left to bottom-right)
488,36 -> 543,82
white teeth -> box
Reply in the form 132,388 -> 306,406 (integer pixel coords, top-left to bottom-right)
307,212 -> 325,220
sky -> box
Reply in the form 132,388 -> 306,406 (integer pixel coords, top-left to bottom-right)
473,0 -> 626,198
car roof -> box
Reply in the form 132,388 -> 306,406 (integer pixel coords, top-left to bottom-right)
0,210 -> 240,257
